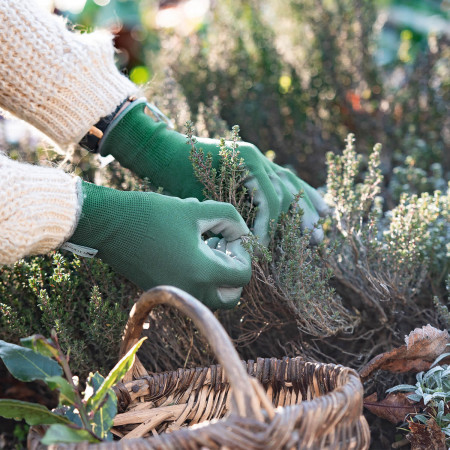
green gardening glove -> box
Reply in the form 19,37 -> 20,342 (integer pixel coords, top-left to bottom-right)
98,99 -> 329,246
67,181 -> 252,309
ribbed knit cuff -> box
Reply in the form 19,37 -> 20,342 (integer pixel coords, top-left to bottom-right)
0,0 -> 138,147
0,154 -> 81,265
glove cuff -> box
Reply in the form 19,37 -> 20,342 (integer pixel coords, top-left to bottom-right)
98,99 -> 183,186
78,97 -> 133,153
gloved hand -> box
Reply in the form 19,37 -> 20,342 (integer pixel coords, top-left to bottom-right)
98,99 -> 328,246
68,181 -> 252,309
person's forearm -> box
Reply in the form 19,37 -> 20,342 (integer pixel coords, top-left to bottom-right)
0,0 -> 137,147
0,153 -> 81,264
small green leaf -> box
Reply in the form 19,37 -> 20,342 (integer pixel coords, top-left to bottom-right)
0,340 -> 62,382
62,406 -> 82,428
20,335 -> 59,359
424,365 -> 444,381
41,424 -> 100,445
432,353 -> 450,368
432,392 -> 449,399
87,372 -> 104,393
87,337 -> 146,412
386,384 -> 416,393
45,376 -> 76,406
84,372 -> 105,403
0,399 -> 70,426
415,414 -> 429,424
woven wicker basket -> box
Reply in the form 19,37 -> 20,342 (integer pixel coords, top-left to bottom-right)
29,286 -> 370,449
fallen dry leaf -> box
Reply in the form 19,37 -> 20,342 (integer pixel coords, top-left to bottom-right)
360,325 -> 449,379
408,418 -> 446,450
364,392 -> 420,424
406,325 -> 449,350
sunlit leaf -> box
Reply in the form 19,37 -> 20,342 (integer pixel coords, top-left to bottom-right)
20,335 -> 59,359
87,337 -> 146,412
45,376 -> 76,406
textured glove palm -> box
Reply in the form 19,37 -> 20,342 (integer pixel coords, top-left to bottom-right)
99,99 -> 328,246
69,182 -> 252,309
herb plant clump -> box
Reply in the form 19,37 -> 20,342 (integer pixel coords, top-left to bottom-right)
184,127 -> 448,370
326,134 -> 449,326
186,122 -> 358,341
0,253 -> 137,377
159,0 -> 449,188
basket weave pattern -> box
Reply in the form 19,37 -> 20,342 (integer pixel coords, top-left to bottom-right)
29,287 -> 370,449
111,357 -> 369,449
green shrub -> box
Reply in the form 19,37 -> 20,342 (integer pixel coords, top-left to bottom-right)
0,253 -> 138,377
326,134 -> 449,325
0,334 -> 145,444
182,130 -> 448,369
186,122 -> 357,338
1,126 -> 447,377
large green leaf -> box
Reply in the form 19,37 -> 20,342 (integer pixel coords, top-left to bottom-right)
87,337 -> 146,412
45,375 -> 76,406
0,399 -> 70,426
41,424 -> 100,445
0,340 -> 62,381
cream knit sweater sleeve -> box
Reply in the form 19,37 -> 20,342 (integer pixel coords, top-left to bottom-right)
0,0 -> 138,147
0,153 -> 81,265
0,0 -> 139,264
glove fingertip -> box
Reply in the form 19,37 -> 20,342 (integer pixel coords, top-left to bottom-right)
317,203 -> 331,218
310,227 -> 324,245
217,287 -> 243,308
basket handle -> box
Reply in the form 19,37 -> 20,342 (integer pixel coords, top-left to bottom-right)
119,286 -> 265,421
